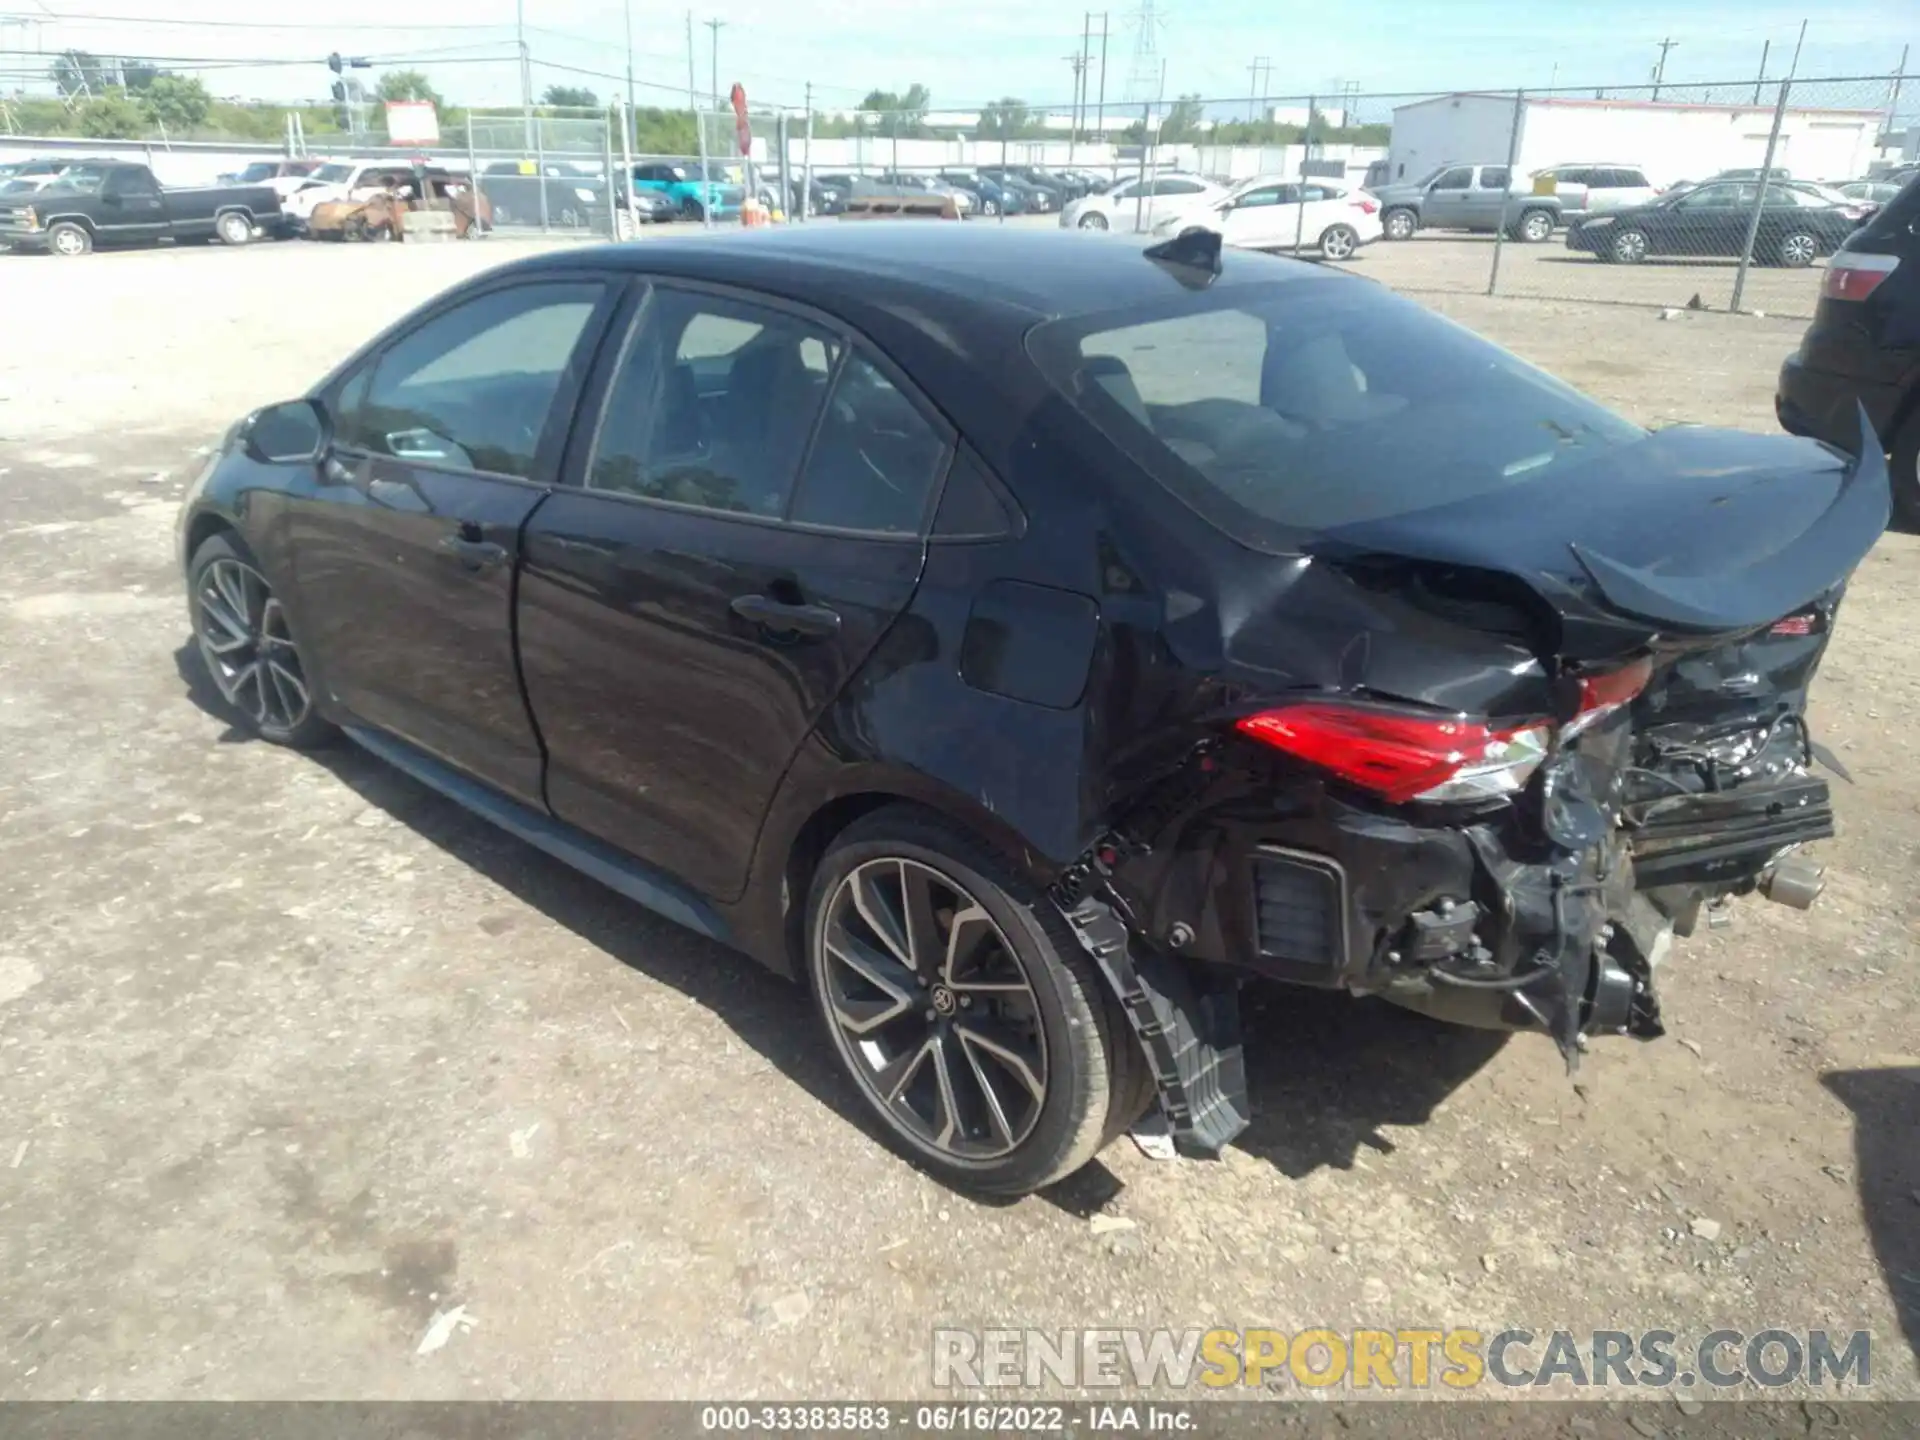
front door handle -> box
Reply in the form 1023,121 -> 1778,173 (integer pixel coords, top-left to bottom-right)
730,593 -> 842,638
439,530 -> 508,571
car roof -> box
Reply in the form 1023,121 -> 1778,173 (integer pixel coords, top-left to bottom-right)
507,223 -> 1332,325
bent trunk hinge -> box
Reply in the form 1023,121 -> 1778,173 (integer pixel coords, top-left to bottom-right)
1057,888 -> 1251,1159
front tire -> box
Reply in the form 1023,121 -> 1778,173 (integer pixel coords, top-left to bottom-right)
188,533 -> 334,749
1610,227 -> 1649,264
47,221 -> 92,257
215,212 -> 253,247
1078,211 -> 1109,231
1382,208 -> 1417,241
805,807 -> 1148,1196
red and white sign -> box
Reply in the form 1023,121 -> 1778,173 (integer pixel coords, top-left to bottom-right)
729,83 -> 751,156
385,100 -> 441,147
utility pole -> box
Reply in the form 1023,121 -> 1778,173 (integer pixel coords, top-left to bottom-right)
1080,12 -> 1093,137
687,10 -> 712,229
1065,54 -> 1088,153
1095,12 -> 1109,148
1752,40 -> 1769,104
1651,37 -> 1677,100
517,0 -> 534,152
624,0 -> 636,131
1787,19 -> 1807,79
1247,57 -> 1269,122
704,18 -> 725,111
1888,45 -> 1910,144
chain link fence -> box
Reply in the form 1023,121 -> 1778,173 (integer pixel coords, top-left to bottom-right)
459,106 -> 621,238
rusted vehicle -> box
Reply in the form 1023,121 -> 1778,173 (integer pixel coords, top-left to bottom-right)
304,171 -> 491,242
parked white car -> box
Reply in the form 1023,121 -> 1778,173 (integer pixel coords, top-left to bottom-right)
1061,172 -> 1226,232
1150,176 -> 1384,260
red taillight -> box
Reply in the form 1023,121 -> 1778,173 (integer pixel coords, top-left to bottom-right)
1352,197 -> 1379,214
1235,704 -> 1550,804
1770,611 -> 1818,636
1822,251 -> 1898,302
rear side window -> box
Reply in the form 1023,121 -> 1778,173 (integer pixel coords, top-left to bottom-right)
1027,282 -> 1644,545
789,354 -> 950,534
338,281 -> 604,478
588,288 -> 841,517
1159,178 -> 1206,196
1478,167 -> 1510,189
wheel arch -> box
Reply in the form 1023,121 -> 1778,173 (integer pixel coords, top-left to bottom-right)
742,770 -> 1062,983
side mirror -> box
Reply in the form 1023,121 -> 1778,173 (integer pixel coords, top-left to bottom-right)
242,398 -> 330,465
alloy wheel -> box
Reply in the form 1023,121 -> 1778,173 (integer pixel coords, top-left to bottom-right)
1384,210 -> 1415,240
1079,211 -> 1109,230
1612,229 -> 1649,264
193,557 -> 312,733
1321,225 -> 1357,260
1521,211 -> 1553,242
817,857 -> 1048,1161
52,226 -> 87,256
1780,232 -> 1818,267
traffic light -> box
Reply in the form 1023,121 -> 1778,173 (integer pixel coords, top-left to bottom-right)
331,79 -> 347,102
328,52 -> 344,75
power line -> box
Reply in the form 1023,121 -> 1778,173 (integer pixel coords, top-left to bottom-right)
20,9 -> 513,31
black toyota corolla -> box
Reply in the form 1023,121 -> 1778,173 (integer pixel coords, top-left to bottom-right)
179,224 -> 1887,1195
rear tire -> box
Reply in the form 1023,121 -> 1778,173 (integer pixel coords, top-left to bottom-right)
215,212 -> 253,247
1079,211 -> 1110,231
1515,208 -> 1554,243
1775,230 -> 1819,268
1892,409 -> 1920,531
1318,223 -> 1359,260
805,806 -> 1148,1196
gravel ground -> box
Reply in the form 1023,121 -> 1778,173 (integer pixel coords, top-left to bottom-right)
0,232 -> 1914,1403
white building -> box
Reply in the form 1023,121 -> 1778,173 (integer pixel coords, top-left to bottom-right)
1384,92 -> 1883,188
1262,105 -> 1347,129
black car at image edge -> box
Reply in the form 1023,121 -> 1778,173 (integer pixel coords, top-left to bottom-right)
179,225 -> 1888,1195
1777,172 -> 1920,523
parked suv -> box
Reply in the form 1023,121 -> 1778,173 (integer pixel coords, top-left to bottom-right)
1777,172 -> 1920,522
1530,164 -> 1657,218
1372,162 -> 1561,241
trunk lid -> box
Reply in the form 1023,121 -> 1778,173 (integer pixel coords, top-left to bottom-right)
1312,420 -> 1887,658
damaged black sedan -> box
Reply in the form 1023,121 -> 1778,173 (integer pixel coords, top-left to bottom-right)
178,225 -> 1887,1196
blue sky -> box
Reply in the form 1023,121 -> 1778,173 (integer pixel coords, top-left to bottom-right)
2,0 -> 1914,115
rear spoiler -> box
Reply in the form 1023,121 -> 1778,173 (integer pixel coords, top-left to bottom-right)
1570,406 -> 1889,633
841,194 -> 961,221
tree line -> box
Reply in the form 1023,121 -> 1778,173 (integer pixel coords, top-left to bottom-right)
7,57 -> 1388,151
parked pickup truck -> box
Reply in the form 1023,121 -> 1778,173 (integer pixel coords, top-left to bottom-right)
1371,161 -> 1563,242
0,160 -> 284,256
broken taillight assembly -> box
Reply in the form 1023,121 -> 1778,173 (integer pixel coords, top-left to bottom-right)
1236,660 -> 1653,803
1769,610 -> 1820,636
1235,705 -> 1551,804
1821,251 -> 1898,302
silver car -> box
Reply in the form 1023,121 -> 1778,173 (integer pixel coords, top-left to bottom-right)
1530,164 -> 1658,218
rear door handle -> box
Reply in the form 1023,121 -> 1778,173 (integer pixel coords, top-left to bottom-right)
439,527 -> 508,571
729,593 -> 842,638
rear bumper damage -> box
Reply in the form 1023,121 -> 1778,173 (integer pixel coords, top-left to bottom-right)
1057,716 -> 1839,1160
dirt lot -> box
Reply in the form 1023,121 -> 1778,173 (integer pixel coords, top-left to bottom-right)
0,233 -> 1915,1404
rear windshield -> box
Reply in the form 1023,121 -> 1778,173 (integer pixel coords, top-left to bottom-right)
1026,278 -> 1645,544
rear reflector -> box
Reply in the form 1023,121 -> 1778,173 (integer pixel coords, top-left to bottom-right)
1822,251 -> 1898,302
1563,656 -> 1654,740
1235,704 -> 1550,804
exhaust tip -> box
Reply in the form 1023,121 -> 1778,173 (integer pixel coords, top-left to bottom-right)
1761,857 -> 1826,911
